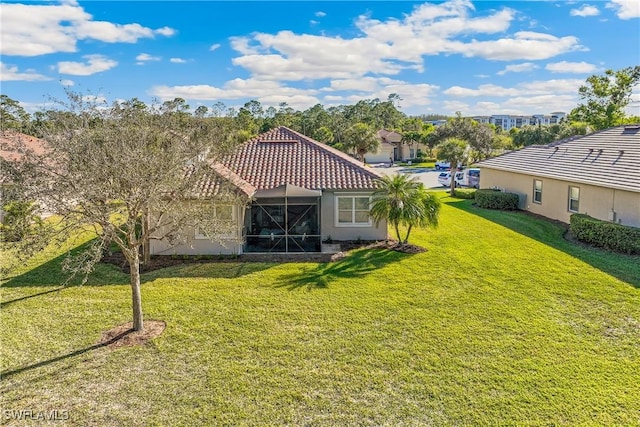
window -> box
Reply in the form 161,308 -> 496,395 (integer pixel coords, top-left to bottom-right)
195,205 -> 235,239
568,186 -> 580,212
533,179 -> 542,204
336,195 -> 371,227
409,148 -> 415,158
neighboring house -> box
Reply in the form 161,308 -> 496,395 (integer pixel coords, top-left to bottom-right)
477,125 -> 640,227
366,129 -> 425,163
0,132 -> 48,222
365,129 -> 401,164
151,126 -> 388,255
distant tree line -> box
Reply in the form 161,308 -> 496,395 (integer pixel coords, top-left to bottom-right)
2,65 -> 639,157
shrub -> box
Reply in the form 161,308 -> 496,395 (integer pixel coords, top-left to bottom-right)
475,189 -> 519,210
453,188 -> 476,199
570,214 -> 640,255
0,201 -> 43,242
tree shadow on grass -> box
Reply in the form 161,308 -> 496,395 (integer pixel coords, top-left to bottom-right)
445,198 -> 640,288
140,261 -> 273,282
0,328 -> 133,380
2,238 -> 273,308
272,248 -> 411,290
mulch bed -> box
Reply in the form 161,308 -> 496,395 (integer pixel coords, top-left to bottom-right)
101,239 -> 426,274
98,320 -> 166,349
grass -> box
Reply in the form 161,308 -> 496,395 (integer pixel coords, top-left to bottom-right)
398,160 -> 436,169
1,196 -> 639,426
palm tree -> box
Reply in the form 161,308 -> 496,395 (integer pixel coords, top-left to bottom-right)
370,174 -> 441,245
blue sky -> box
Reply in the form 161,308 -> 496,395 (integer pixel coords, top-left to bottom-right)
2,0 -> 639,117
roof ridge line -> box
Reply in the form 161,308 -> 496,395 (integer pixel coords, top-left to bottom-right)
278,126 -> 384,179
208,161 -> 257,197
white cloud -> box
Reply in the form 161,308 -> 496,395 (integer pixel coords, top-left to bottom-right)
209,43 -> 221,51
60,79 -> 75,86
155,27 -> 176,36
545,61 -> 599,73
570,5 -> 600,17
227,0 -> 584,83
606,0 -> 640,19
57,54 -> 118,76
315,11 -> 326,17
448,32 -> 585,61
136,53 -> 161,62
496,62 -> 538,75
170,58 -> 187,64
501,94 -> 577,113
150,75 -> 440,112
150,78 -> 317,101
444,79 -> 583,98
81,94 -> 108,104
0,62 -> 51,81
320,77 -> 439,108
439,77 -> 583,115
0,2 -> 176,56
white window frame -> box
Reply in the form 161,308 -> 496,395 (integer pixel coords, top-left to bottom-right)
568,186 -> 580,213
533,179 -> 542,204
195,205 -> 236,239
335,194 -> 372,227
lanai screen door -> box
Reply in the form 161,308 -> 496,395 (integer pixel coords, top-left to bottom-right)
244,184 -> 321,253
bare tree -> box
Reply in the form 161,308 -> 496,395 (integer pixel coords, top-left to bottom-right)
6,93 -> 245,331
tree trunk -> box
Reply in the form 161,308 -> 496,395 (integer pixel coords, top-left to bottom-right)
127,246 -> 144,332
450,161 -> 457,196
142,210 -> 151,265
394,222 -> 402,243
403,224 -> 413,244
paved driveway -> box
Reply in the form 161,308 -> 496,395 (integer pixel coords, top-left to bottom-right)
370,164 -> 446,189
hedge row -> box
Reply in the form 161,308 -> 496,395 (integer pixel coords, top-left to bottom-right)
475,189 -> 519,210
570,214 -> 640,255
453,188 -> 476,199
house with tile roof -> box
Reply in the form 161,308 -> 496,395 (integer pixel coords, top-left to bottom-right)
365,129 -> 400,164
150,126 -> 388,255
477,125 -> 640,228
0,132 -> 49,222
365,129 -> 425,164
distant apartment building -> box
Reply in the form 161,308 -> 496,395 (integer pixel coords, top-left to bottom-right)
471,112 -> 566,131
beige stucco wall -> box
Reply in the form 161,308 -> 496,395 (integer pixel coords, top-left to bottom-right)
480,168 -> 640,227
151,190 -> 389,254
149,205 -> 245,255
366,144 -> 394,164
321,190 -> 388,241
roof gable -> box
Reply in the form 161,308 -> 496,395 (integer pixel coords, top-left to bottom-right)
477,126 -> 640,193
221,126 -> 382,191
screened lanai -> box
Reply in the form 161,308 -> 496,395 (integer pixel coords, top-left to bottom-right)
244,184 -> 322,253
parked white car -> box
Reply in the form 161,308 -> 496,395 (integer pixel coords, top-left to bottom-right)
438,171 -> 464,187
435,160 -> 451,170
455,168 -> 481,188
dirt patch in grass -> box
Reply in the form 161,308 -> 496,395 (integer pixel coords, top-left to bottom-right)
98,320 -> 166,349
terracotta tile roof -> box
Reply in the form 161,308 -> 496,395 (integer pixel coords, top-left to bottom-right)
186,161 -> 257,199
220,126 -> 383,191
0,131 -> 48,162
1,132 -> 49,184
377,129 -> 402,144
477,125 -> 640,193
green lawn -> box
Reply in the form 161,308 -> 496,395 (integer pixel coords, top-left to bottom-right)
2,197 -> 639,426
